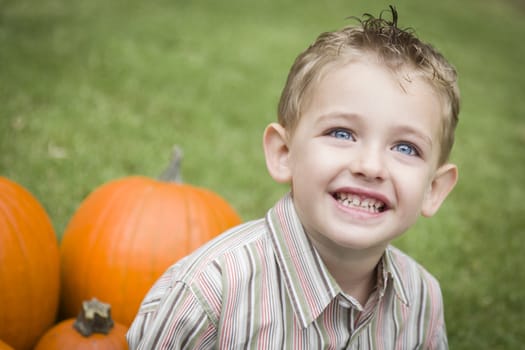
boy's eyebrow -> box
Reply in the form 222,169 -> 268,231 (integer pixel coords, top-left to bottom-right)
316,111 -> 361,123
392,125 -> 434,148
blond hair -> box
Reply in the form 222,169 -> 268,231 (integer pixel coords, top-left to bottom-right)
277,7 -> 460,164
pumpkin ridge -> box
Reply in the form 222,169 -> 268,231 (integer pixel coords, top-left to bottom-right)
139,179 -> 168,277
112,180 -> 157,322
182,184 -> 196,254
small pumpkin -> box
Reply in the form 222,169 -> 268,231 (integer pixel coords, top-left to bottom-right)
60,147 -> 242,326
0,177 -> 60,350
34,298 -> 128,350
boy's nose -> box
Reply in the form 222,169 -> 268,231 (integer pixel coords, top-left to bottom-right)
348,146 -> 387,181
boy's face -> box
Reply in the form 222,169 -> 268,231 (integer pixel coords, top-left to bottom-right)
264,60 -> 457,256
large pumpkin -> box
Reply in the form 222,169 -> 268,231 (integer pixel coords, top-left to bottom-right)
59,149 -> 242,326
35,298 -> 128,350
0,177 -> 60,350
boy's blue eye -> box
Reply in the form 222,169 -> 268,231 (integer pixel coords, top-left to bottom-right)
393,143 -> 419,156
329,129 -> 354,140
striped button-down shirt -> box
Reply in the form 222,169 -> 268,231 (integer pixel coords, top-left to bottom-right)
127,194 -> 448,349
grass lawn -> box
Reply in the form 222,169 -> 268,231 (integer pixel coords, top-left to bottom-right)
1,0 -> 524,348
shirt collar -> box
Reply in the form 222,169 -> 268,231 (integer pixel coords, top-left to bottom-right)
382,246 -> 411,306
266,193 -> 410,328
266,193 -> 338,328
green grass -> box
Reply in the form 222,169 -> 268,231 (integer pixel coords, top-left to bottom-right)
1,0 -> 524,348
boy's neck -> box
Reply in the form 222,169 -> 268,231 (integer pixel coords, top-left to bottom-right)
317,244 -> 386,305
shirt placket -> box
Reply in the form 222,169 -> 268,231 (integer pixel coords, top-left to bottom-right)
345,289 -> 381,349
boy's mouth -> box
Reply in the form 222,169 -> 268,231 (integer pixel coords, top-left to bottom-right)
333,192 -> 387,213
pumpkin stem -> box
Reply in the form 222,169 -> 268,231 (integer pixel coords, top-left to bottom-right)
73,298 -> 115,337
159,145 -> 183,183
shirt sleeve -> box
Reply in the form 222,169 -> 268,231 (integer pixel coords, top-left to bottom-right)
426,320 -> 448,350
424,281 -> 449,350
126,267 -> 217,350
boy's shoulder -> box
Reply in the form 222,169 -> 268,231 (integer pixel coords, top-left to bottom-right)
168,217 -> 270,283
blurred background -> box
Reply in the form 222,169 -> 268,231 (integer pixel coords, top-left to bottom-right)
1,0 -> 524,348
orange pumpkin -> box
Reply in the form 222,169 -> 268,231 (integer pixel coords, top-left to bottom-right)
35,298 -> 128,350
0,177 -> 60,350
60,148 -> 242,326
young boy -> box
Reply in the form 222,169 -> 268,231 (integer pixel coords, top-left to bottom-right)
127,7 -> 459,349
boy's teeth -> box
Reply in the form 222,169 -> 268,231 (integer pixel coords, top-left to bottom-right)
334,193 -> 385,213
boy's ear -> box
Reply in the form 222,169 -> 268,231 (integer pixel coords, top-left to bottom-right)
263,123 -> 292,183
421,163 -> 458,217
